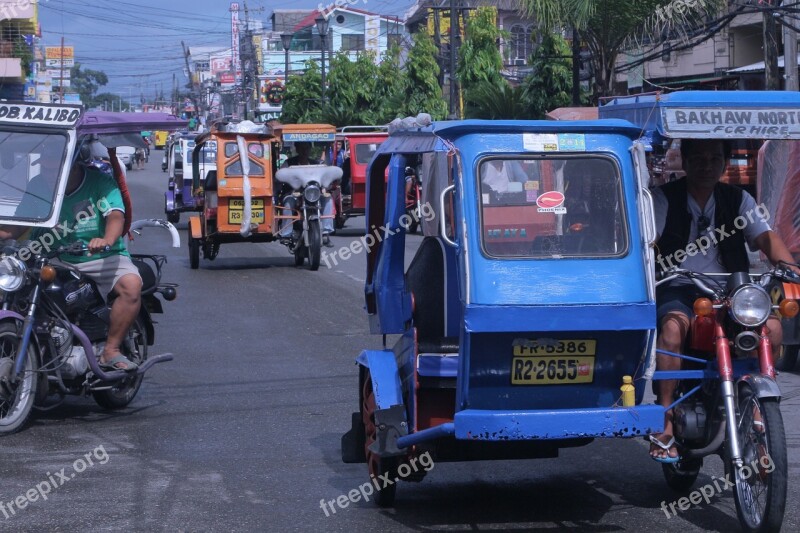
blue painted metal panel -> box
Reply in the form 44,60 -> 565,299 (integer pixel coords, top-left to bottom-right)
357,350 -> 403,410
453,405 -> 664,440
370,154 -> 413,333
417,354 -> 460,378
464,302 -> 655,332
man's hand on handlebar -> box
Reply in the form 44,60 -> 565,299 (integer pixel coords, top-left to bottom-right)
87,238 -> 113,254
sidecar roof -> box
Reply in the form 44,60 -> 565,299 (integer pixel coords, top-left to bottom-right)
599,90 -> 800,146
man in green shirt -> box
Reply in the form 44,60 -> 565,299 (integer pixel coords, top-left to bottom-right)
0,141 -> 142,371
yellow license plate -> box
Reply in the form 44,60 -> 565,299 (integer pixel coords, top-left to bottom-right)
513,339 -> 596,357
229,198 -> 264,209
511,356 -> 595,385
228,208 -> 265,224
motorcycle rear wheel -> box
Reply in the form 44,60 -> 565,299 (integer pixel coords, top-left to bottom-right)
93,319 -> 147,409
0,321 -> 38,435
662,457 -> 701,492
362,371 -> 398,507
731,387 -> 787,533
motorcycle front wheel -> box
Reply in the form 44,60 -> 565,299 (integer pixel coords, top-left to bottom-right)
0,321 -> 38,435
307,218 -> 321,271
730,385 -> 787,532
93,318 -> 148,409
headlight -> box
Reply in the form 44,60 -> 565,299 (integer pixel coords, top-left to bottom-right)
304,184 -> 321,204
0,256 -> 26,292
730,284 -> 772,326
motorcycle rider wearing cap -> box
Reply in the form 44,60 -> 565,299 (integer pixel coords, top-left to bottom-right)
0,140 -> 142,371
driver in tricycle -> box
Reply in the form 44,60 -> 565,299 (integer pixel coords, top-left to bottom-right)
278,141 -> 335,243
0,140 -> 142,372
650,138 -> 800,462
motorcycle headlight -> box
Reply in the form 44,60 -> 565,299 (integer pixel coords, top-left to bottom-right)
304,184 -> 321,204
0,256 -> 26,292
730,284 -> 772,326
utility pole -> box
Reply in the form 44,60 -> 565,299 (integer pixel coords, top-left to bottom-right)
764,2 -> 781,90
571,27 -> 580,106
59,36 -> 65,103
784,10 -> 799,91
448,0 -> 458,118
181,41 -> 203,118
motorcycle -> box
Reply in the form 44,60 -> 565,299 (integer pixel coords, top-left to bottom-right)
654,263 -> 800,532
274,164 -> 342,271
0,220 -> 178,435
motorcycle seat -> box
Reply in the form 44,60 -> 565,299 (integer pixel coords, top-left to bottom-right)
131,257 -> 157,294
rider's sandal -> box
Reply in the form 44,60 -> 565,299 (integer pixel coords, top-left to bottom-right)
99,354 -> 139,372
648,434 -> 680,464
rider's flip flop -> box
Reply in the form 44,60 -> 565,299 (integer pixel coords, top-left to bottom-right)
649,434 -> 680,464
99,354 -> 139,372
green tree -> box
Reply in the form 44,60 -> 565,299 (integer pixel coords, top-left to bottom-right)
401,31 -> 447,120
325,51 -> 381,126
70,63 -> 109,106
457,5 -> 506,112
281,60 -> 322,123
374,44 -> 406,123
519,0 -> 725,99
522,33 -> 582,118
463,81 -> 534,120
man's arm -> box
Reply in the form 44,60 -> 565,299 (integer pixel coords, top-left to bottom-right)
88,210 -> 124,253
754,230 -> 800,274
0,226 -> 27,240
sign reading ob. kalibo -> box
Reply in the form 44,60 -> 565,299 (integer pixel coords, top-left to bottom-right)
0,103 -> 82,128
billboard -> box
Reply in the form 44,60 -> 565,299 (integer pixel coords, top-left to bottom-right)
45,46 -> 74,60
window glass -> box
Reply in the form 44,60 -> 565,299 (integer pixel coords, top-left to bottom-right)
355,142 -> 381,165
479,156 -> 627,258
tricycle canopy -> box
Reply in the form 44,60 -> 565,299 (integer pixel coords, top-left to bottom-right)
0,102 -> 186,229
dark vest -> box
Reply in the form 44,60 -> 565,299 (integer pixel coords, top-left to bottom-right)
656,178 -> 749,272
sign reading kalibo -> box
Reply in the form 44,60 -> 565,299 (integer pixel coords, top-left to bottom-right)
0,103 -> 82,127
662,107 -> 800,139
283,132 -> 336,143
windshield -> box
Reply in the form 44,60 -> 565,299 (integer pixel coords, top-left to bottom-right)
478,156 -> 628,259
0,131 -> 68,223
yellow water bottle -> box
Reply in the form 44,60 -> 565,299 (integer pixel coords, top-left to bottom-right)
621,375 -> 635,407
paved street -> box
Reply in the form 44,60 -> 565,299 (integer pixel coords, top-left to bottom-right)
1,157 -> 799,532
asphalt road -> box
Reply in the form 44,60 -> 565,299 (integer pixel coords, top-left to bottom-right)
1,157 -> 799,532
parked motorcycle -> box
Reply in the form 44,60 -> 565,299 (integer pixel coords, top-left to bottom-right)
274,165 -> 342,271
654,263 -> 800,532
0,220 -> 178,435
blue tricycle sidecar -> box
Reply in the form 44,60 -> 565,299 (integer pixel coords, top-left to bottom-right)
341,118 -> 662,505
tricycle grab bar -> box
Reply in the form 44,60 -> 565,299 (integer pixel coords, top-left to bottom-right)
439,184 -> 456,247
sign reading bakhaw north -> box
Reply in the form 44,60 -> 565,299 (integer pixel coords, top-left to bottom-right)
662,107 -> 800,138
0,104 -> 82,127
283,132 -> 336,142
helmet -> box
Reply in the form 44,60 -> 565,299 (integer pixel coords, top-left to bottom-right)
77,138 -> 112,174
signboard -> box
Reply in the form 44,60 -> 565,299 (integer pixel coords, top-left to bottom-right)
53,79 -> 71,88
0,103 -> 82,127
662,107 -> 800,139
45,46 -> 74,60
46,58 -> 74,68
283,132 -> 336,142
231,2 -> 240,83
46,69 -> 70,79
219,72 -> 235,85
211,56 -> 232,75
258,79 -> 284,111
365,15 -> 380,61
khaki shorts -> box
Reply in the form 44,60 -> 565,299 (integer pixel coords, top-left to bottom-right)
61,255 -> 142,302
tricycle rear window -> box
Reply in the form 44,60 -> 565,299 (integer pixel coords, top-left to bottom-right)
354,142 -> 381,165
478,156 -> 628,259
0,131 -> 67,222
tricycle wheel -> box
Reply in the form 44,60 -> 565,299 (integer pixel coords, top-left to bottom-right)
308,219 -> 321,271
730,387 -> 787,532
335,214 -> 346,230
362,371 -> 397,507
0,321 -> 38,435
775,344 -> 798,371
93,318 -> 147,409
189,237 -> 200,269
662,458 -> 701,492
293,245 -> 305,267
167,211 -> 179,224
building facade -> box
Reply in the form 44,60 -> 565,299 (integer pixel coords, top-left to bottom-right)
0,0 -> 38,101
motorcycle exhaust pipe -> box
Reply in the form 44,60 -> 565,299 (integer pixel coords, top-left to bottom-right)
683,420 -> 726,459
